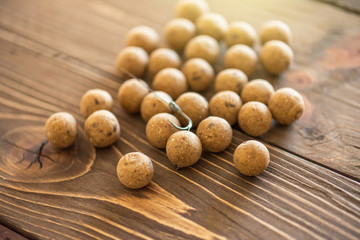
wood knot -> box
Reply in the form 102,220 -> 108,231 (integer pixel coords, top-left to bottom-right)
0,125 -> 96,183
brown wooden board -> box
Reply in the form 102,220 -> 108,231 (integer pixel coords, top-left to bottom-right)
0,0 -> 359,239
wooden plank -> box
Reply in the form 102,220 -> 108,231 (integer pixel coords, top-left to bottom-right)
317,0 -> 360,13
0,33 -> 359,239
0,224 -> 28,240
0,0 -> 359,178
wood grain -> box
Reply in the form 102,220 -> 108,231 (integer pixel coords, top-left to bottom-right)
0,0 -> 359,239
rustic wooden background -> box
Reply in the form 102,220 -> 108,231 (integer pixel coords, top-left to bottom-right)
0,0 -> 359,239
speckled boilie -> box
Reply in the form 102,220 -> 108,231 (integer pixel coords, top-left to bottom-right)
164,18 -> 196,52
146,113 -> 180,149
237,101 -> 273,137
174,0 -> 209,22
45,112 -> 78,148
268,87 -> 304,125
125,25 -> 159,53
117,152 -> 154,189
225,21 -> 257,47
84,110 -> 120,148
260,40 -> 294,75
195,12 -> 228,41
259,20 -> 292,45
209,91 -> 242,126
115,46 -> 149,79
182,58 -> 214,92
152,68 -> 188,100
117,78 -> 150,114
166,131 -> 202,168
148,48 -> 181,77
233,140 -> 270,176
80,89 -> 113,118
224,44 -> 258,77
175,92 -> 209,127
140,91 -> 172,122
184,35 -> 220,65
241,79 -> 274,105
215,68 -> 248,95
196,116 -> 233,153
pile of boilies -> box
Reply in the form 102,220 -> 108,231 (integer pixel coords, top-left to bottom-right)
44,0 -> 305,189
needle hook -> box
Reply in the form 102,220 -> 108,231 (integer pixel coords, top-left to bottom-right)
153,92 -> 193,131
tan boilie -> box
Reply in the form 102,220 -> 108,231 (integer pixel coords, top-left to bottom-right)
260,40 -> 294,75
175,92 -> 209,127
152,68 -> 188,100
241,79 -> 274,105
224,44 -> 258,77
184,35 -> 220,65
238,101 -> 272,137
115,46 -> 149,79
214,68 -> 248,94
117,79 -> 150,114
80,89 -> 113,118
225,21 -> 257,47
146,113 -> 180,149
166,131 -> 202,168
45,112 -> 78,148
164,18 -> 196,52
195,12 -> 228,41
259,20 -> 292,45
140,91 -> 172,122
196,116 -> 233,153
84,110 -> 120,148
117,152 -> 154,189
268,87 -> 304,125
182,58 -> 214,92
233,140 -> 270,176
209,91 -> 242,126
148,48 -> 181,77
174,0 -> 209,22
125,26 -> 159,53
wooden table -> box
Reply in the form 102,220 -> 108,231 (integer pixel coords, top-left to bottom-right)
0,0 -> 359,239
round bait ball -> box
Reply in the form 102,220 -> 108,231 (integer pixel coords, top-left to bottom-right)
148,48 -> 181,77
260,40 -> 294,75
182,58 -> 214,92
224,44 -> 258,77
238,101 -> 272,137
117,78 -> 150,114
80,89 -> 113,118
175,0 -> 209,22
215,68 -> 248,94
268,87 -> 304,125
146,113 -> 180,149
164,18 -> 196,52
195,12 -> 228,41
115,46 -> 149,79
225,21 -> 257,47
125,25 -> 159,54
241,79 -> 274,105
117,152 -> 154,189
233,140 -> 270,176
184,35 -> 220,65
175,92 -> 209,127
140,91 -> 172,122
152,68 -> 188,100
45,112 -> 77,148
166,131 -> 202,168
259,20 -> 292,45
84,110 -> 120,148
196,116 -> 233,153
209,91 -> 242,126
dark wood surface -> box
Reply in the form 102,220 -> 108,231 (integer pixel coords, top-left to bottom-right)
0,0 -> 359,239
